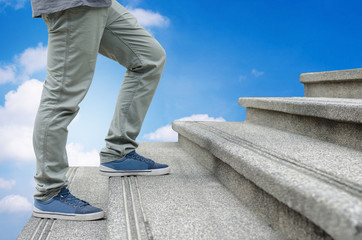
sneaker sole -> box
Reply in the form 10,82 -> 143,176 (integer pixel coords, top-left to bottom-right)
99,165 -> 171,177
33,207 -> 105,221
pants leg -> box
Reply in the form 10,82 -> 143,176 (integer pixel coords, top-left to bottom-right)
33,6 -> 109,200
99,1 -> 166,163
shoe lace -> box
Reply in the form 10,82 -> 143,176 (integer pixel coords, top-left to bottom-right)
55,188 -> 89,208
128,152 -> 154,166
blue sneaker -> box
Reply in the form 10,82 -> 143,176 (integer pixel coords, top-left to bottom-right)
99,151 -> 170,176
33,187 -> 104,221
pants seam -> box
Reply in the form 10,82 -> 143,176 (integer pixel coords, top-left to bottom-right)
102,26 -> 145,157
119,77 -> 142,143
40,10 -> 71,193
105,26 -> 145,67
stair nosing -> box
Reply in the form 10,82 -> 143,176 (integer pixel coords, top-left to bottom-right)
172,121 -> 362,240
196,121 -> 362,196
238,97 -> 362,123
300,68 -> 362,83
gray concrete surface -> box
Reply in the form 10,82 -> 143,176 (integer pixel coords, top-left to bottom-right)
132,142 -> 286,240
303,81 -> 362,99
244,107 -> 362,151
238,97 -> 362,123
173,121 -> 362,240
18,167 -> 109,240
178,134 -> 333,240
300,68 -> 362,98
20,143 -> 287,240
107,176 -> 150,240
300,68 -> 362,83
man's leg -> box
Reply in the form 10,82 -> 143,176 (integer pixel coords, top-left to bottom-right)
99,1 -> 166,163
33,6 -> 108,201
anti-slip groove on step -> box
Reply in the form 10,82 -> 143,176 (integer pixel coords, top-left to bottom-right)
19,167 -> 108,240
29,218 -> 55,240
108,176 -> 153,240
173,121 -> 362,240
194,122 -> 362,197
25,168 -> 79,240
135,177 -> 153,240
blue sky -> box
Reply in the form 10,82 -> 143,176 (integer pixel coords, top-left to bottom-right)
1,0 -> 362,238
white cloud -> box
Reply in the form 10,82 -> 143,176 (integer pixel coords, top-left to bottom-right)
18,43 -> 47,76
0,178 -> 16,189
128,8 -> 170,28
0,43 -> 47,84
0,79 -> 43,126
0,78 -> 99,165
251,68 -> 264,77
66,143 -> 100,167
143,124 -> 176,142
143,114 -> 225,142
0,65 -> 16,84
177,114 -> 225,122
0,125 -> 35,162
0,79 -> 42,162
0,0 -> 26,10
0,195 -> 32,212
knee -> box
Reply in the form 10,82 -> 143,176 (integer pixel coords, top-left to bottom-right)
131,42 -> 166,74
157,45 -> 167,66
145,43 -> 166,71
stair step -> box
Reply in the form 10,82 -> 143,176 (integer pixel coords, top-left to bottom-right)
172,121 -> 362,240
300,68 -> 362,98
239,97 -> 362,123
18,167 -> 109,240
107,142 -> 286,240
238,97 -> 362,150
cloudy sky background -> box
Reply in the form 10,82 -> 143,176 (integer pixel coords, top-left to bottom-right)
1,0 -> 362,238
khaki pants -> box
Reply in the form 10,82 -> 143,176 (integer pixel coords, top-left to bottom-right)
33,0 -> 166,200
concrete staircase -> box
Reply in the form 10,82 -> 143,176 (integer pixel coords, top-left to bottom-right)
173,68 -> 362,240
18,68 -> 362,240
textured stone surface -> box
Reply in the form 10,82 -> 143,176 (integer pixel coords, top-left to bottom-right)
18,144 -> 286,240
178,135 -> 333,240
238,97 -> 362,123
300,68 -> 362,83
107,176 -> 150,240
303,81 -> 362,98
133,142 -> 285,240
244,108 -> 362,151
300,68 -> 362,98
173,121 -> 362,240
17,217 -> 42,240
18,167 -> 108,240
106,177 -> 127,240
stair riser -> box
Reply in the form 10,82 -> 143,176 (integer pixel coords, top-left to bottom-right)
300,68 -> 362,99
173,121 -> 362,240
178,135 -> 332,240
244,108 -> 362,151
239,98 -> 362,124
304,82 -> 362,99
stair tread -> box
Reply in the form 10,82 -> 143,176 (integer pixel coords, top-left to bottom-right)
238,97 -> 362,123
107,142 -> 286,240
300,68 -> 362,83
194,121 -> 360,185
18,167 -> 109,240
172,121 -> 362,240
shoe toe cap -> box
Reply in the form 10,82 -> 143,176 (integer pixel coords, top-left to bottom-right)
76,205 -> 104,214
151,162 -> 169,169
